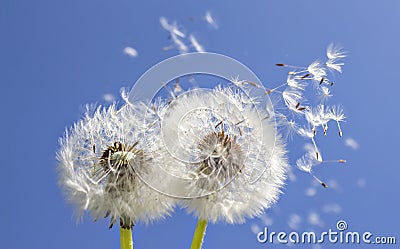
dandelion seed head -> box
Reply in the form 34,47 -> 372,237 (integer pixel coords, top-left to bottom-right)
57,103 -> 175,228
158,86 -> 288,223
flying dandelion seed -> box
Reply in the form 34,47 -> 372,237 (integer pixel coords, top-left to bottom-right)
170,33 -> 188,54
308,211 -> 324,227
189,34 -> 205,53
103,93 -> 116,103
288,213 -> 302,230
123,46 -> 138,58
322,203 -> 342,214
250,223 -> 261,234
159,16 -> 185,38
274,44 -> 348,186
260,214 -> 274,226
203,10 -> 218,29
305,187 -> 317,197
326,43 -> 347,73
345,137 -> 359,150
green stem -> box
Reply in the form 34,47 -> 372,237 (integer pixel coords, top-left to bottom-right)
120,226 -> 133,249
190,219 -> 208,249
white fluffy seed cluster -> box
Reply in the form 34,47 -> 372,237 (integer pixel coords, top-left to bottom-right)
57,104 -> 176,228
273,44 -> 348,187
57,43 -> 347,227
156,87 -> 288,223
57,83 -> 289,226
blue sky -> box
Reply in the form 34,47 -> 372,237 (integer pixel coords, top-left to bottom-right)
2,0 -> 400,248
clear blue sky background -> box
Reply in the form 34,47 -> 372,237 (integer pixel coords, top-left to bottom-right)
2,0 -> 400,248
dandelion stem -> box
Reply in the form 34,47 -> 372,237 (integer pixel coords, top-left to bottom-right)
120,226 -> 133,249
190,219 -> 208,249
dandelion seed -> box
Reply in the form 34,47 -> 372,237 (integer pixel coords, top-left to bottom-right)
305,105 -> 330,136
308,211 -> 324,227
287,74 -> 307,90
326,43 -> 346,73
103,93 -> 115,103
326,44 -> 346,73
250,223 -> 261,234
327,43 -> 347,60
297,143 -> 346,187
189,34 -> 205,53
123,46 -> 138,58
329,105 -> 345,137
230,75 -> 245,86
260,214 -> 274,226
170,33 -> 188,54
203,10 -> 218,29
274,44 -> 348,191
296,153 -> 326,188
345,137 -> 359,150
318,86 -> 333,103
159,16 -> 185,38
282,88 -> 305,114
305,187 -> 317,197
162,45 -> 174,51
322,203 -> 342,214
307,60 -> 327,84
326,60 -> 345,73
277,115 -> 300,139
288,213 -> 302,230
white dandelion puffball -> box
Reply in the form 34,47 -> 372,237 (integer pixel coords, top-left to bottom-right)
57,103 -> 175,229
155,85 -> 288,224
